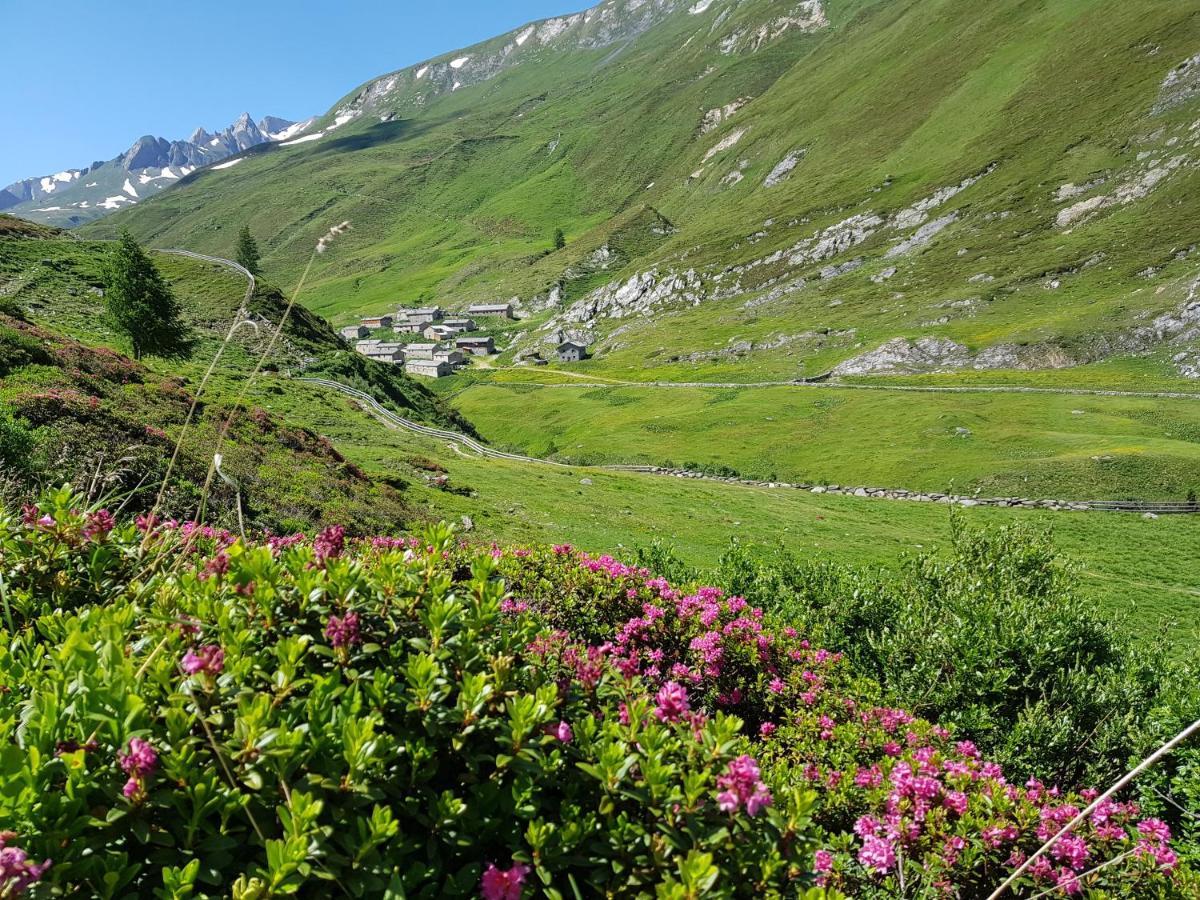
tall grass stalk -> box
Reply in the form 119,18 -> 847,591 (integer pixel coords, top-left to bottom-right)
986,717 -> 1200,899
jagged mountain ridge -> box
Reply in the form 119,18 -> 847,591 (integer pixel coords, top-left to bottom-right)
90,0 -> 1200,382
2,113 -> 311,228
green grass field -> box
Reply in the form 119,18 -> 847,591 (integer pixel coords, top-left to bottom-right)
448,379 -> 1200,500
249,374 -> 1200,647
5,224 -> 1198,649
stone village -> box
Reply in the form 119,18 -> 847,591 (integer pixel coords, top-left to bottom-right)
339,302 -> 589,377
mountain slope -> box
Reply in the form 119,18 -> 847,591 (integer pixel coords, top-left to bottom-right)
0,216 -> 467,532
3,114 -> 308,228
88,0 -> 1200,385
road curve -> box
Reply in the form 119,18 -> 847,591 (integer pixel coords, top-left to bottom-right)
153,248 -> 256,307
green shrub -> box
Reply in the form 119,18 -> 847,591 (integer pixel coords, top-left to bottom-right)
0,323 -> 53,377
0,404 -> 34,473
710,520 -> 1199,788
0,496 -> 1193,898
0,501 -> 826,898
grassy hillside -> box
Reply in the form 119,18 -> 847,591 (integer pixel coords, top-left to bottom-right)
4,218 -> 1196,642
0,217 -> 467,533
87,0 -> 1200,382
77,0 -> 1200,500
449,378 -> 1200,500
254,372 -> 1200,647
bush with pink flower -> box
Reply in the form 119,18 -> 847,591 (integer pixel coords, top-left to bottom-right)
0,493 -> 1194,897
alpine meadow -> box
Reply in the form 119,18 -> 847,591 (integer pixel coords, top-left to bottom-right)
2,0 -> 1200,896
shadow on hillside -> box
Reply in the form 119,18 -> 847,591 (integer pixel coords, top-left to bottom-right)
315,119 -> 435,155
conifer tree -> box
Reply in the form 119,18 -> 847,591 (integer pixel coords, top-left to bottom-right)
234,225 -> 262,276
553,227 -> 566,250
104,230 -> 186,360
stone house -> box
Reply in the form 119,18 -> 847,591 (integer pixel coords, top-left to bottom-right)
424,324 -> 461,341
362,343 -> 405,364
556,341 -> 588,363
405,359 -> 453,378
405,342 -> 438,360
432,348 -> 465,367
456,335 -> 495,355
340,325 -> 370,340
466,303 -> 514,319
404,307 -> 444,325
360,315 -> 394,329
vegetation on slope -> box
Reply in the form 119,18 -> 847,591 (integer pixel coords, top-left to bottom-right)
86,0 -> 1200,388
0,495 -> 1195,896
0,217 -> 467,532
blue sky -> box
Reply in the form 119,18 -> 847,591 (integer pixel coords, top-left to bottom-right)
1,0 -> 578,186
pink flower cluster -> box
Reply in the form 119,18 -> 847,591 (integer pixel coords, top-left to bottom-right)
313,525 -> 346,564
82,509 -> 114,540
0,833 -> 50,896
182,645 -> 225,677
480,861 -> 530,900
325,612 -> 361,649
716,755 -> 773,817
118,737 -> 158,802
508,544 -> 1188,897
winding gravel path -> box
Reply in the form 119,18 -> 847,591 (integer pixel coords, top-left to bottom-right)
489,369 -> 1200,402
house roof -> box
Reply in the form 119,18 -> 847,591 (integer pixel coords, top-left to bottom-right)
466,303 -> 513,311
557,341 -> 587,350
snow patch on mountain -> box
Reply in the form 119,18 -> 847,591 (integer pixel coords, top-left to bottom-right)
282,133 -> 324,146
211,158 -> 244,170
268,120 -> 313,142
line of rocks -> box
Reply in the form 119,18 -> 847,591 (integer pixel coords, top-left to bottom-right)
627,467 -> 1193,514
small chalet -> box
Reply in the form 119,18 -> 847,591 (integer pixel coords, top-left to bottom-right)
362,343 -> 405,364
405,342 -> 438,360
405,359 -> 453,378
466,303 -> 514,319
432,348 -> 465,367
404,307 -> 444,325
360,314 -> 394,329
442,317 -> 477,332
556,341 -> 589,363
340,325 -> 370,340
355,339 -> 382,353
456,335 -> 495,355
423,324 -> 460,340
